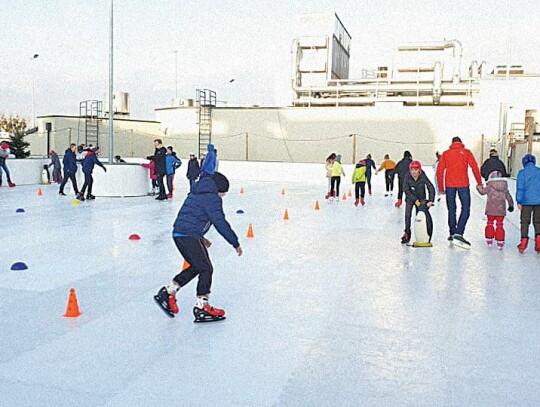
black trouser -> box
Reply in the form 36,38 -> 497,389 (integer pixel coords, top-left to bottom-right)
355,181 -> 366,199
173,236 -> 214,296
330,176 -> 341,197
397,175 -> 405,200
385,170 -> 395,192
405,203 -> 433,241
156,174 -> 166,198
520,205 -> 540,238
59,172 -> 79,194
366,172 -> 372,191
81,173 -> 93,195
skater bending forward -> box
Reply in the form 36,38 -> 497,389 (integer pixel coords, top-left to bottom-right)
401,161 -> 435,244
154,172 -> 243,322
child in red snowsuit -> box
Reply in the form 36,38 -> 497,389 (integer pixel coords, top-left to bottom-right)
476,171 -> 514,249
141,160 -> 158,195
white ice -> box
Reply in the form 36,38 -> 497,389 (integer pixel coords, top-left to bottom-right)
1,161 -> 539,407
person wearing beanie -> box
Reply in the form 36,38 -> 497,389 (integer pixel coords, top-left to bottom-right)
437,136 -> 482,248
364,154 -> 378,195
165,146 -> 182,198
476,171 -> 514,249
480,148 -> 509,181
351,159 -> 367,206
0,142 -> 16,187
154,171 -> 243,322
377,153 -> 397,197
401,160 -> 435,244
200,143 -> 216,177
59,143 -> 79,196
186,152 -> 200,191
516,154 -> 540,253
330,154 -> 345,201
48,150 -> 63,184
394,150 -> 413,208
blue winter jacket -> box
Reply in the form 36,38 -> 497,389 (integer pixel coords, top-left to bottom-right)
82,151 -> 105,174
165,154 -> 182,176
62,149 -> 78,174
200,144 -> 216,176
516,162 -> 540,205
172,177 -> 239,248
364,158 -> 376,175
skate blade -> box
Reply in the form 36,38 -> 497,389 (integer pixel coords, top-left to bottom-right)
451,241 -> 470,250
153,296 -> 175,318
194,316 -> 226,323
413,242 -> 433,248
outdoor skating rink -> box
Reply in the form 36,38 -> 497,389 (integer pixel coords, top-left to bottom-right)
1,161 -> 539,406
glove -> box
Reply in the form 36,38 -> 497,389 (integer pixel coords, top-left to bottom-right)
508,206 -> 514,212
415,200 -> 421,207
103,167 -> 107,173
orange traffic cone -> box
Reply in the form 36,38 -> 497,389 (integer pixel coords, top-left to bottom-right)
37,187 -> 43,197
240,187 -> 245,194
281,188 -> 285,195
342,193 -> 347,201
315,200 -> 320,210
63,288 -> 82,318
247,224 -> 254,238
283,209 -> 289,220
348,190 -> 352,197
181,259 -> 191,271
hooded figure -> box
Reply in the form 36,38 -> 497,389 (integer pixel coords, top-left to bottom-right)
480,149 -> 509,181
200,144 -> 216,176
516,154 -> 540,206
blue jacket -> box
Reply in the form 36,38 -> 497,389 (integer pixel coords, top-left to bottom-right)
82,151 -> 105,174
165,154 -> 182,175
200,144 -> 216,176
62,149 -> 78,174
516,162 -> 540,205
173,177 -> 239,248
364,158 -> 376,175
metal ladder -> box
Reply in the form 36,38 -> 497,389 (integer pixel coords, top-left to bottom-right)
196,89 -> 216,157
79,100 -> 102,148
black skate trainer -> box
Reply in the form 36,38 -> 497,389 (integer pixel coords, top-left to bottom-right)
154,287 -> 175,318
193,305 -> 226,323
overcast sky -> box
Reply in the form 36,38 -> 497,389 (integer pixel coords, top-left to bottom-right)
1,0 -> 539,120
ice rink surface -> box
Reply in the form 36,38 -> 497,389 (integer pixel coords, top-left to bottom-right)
1,162 -> 539,406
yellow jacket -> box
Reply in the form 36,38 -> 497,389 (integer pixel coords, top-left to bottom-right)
331,161 -> 345,177
352,165 -> 367,183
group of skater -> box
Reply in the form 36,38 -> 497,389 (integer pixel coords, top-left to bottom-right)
324,136 -> 540,253
141,140 -> 219,200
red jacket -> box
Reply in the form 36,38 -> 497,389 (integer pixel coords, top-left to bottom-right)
437,142 -> 482,190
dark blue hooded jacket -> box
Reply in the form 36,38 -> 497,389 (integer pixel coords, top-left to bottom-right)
165,154 -> 182,175
516,154 -> 540,205
172,176 -> 239,248
62,148 -> 78,174
200,144 -> 216,176
82,151 -> 105,174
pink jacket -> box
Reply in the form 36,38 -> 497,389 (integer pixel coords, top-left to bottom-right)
476,178 -> 513,217
141,161 -> 157,180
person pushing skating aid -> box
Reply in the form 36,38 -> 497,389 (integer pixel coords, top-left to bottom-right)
154,171 -> 243,322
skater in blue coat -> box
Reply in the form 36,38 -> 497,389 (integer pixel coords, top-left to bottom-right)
154,172 -> 243,322
78,147 -> 106,200
165,146 -> 182,198
516,154 -> 540,253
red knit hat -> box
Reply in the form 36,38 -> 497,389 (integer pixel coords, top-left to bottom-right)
409,160 -> 422,172
1,142 -> 9,150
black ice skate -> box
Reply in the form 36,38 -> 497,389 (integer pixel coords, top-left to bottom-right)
193,301 -> 226,323
452,234 -> 471,250
153,287 -> 178,318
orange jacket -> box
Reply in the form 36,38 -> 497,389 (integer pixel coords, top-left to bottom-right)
378,159 -> 396,171
437,142 -> 482,190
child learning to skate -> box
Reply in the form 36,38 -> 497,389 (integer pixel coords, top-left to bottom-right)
351,159 -> 367,206
516,154 -> 540,253
476,171 -> 514,249
154,171 -> 243,322
401,161 -> 435,244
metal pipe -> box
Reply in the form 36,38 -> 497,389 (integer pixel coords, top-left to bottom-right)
108,0 -> 114,164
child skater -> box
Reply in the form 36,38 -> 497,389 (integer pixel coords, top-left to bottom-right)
516,154 -> 540,253
154,171 -> 243,322
325,153 -> 336,199
141,159 -> 158,195
476,171 -> 514,249
378,154 -> 396,197
401,161 -> 435,244
364,154 -> 377,195
330,154 -> 345,201
351,159 -> 367,206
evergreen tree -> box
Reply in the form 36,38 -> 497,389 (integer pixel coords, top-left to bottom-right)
9,132 -> 31,158
0,115 -> 31,158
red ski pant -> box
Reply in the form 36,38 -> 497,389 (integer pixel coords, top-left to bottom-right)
485,215 -> 505,241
